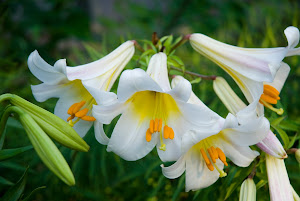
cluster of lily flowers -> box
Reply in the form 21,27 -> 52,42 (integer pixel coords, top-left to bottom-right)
27,26 -> 300,200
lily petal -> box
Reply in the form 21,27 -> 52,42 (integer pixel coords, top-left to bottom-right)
106,109 -> 158,161
28,50 -> 68,85
264,62 -> 290,93
161,155 -> 186,179
66,41 -> 134,81
94,121 -> 109,145
146,52 -> 171,91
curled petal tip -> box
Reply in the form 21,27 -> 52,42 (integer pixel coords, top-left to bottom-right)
131,40 -> 137,45
185,34 -> 192,40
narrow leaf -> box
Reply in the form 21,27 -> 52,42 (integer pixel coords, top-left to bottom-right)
21,186 -> 46,201
0,146 -> 33,161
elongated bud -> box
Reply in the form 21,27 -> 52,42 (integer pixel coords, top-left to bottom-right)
266,154 -> 293,201
2,94 -> 89,152
295,149 -> 300,163
15,106 -> 75,186
239,178 -> 256,201
256,131 -> 287,159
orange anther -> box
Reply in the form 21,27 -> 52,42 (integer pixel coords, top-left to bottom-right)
146,129 -> 152,142
67,103 -> 78,115
263,87 -> 280,100
154,118 -> 159,132
169,127 -> 174,139
73,101 -> 86,114
80,115 -> 96,121
158,119 -> 162,132
75,108 -> 89,118
211,146 -> 219,160
200,148 -> 211,166
163,125 -> 170,139
207,148 -> 216,163
216,147 -> 228,166
264,85 -> 279,96
67,114 -> 75,122
207,163 -> 214,171
260,94 -> 277,104
149,120 -> 155,133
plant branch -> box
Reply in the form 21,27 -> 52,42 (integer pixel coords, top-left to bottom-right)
170,66 -> 217,80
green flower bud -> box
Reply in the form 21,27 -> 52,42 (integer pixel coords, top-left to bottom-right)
0,94 -> 89,152
12,106 -> 75,186
239,178 -> 256,201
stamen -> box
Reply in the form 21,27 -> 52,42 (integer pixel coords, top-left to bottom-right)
146,129 -> 152,142
169,128 -> 174,140
259,99 -> 284,115
163,125 -> 170,139
149,120 -> 155,133
154,118 -> 159,132
67,103 -> 78,115
260,94 -> 277,104
216,148 -> 228,166
80,116 -> 96,121
67,114 -> 75,122
159,131 -> 166,151
207,148 -> 216,163
211,146 -> 219,160
75,108 -> 89,117
212,163 -> 227,177
158,119 -> 162,132
200,148 -> 213,171
263,87 -> 280,100
264,85 -> 279,95
72,101 -> 86,114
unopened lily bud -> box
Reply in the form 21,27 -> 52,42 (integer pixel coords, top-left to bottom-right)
256,131 -> 287,159
16,106 -> 75,186
239,178 -> 256,201
296,149 -> 300,163
2,94 -> 89,152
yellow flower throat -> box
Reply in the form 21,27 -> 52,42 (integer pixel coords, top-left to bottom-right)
259,85 -> 283,115
129,91 -> 179,151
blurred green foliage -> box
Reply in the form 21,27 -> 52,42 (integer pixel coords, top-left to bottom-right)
0,0 -> 299,200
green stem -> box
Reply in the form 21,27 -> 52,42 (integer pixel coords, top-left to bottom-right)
0,106 -> 25,139
170,66 -> 217,80
169,34 -> 191,53
0,93 -> 13,104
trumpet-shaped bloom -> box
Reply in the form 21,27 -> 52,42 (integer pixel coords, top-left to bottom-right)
190,26 -> 299,110
266,154 -> 293,201
28,41 -> 135,138
213,77 -> 287,158
92,53 -> 226,162
161,76 -> 269,191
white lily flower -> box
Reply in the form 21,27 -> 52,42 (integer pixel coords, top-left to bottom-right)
161,76 -> 269,191
239,178 -> 256,201
213,77 -> 287,159
28,41 -> 135,138
266,154 -> 294,201
190,26 -> 298,113
92,53 -> 226,162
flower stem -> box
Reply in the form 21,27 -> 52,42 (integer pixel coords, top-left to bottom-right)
170,66 -> 217,80
169,34 -> 191,53
286,148 -> 298,154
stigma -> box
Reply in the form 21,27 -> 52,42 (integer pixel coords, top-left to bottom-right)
145,118 -> 174,151
200,146 -> 227,177
67,101 -> 96,126
259,85 -> 284,115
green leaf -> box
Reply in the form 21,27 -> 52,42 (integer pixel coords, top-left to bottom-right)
287,133 -> 299,149
172,176 -> 185,201
0,176 -> 14,186
256,180 -> 268,190
270,116 -> 286,127
0,126 -> 6,150
279,120 -> 299,132
190,78 -> 202,84
224,163 -> 255,200
21,186 -> 46,201
272,126 -> 289,149
1,167 -> 28,201
0,146 -> 33,161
